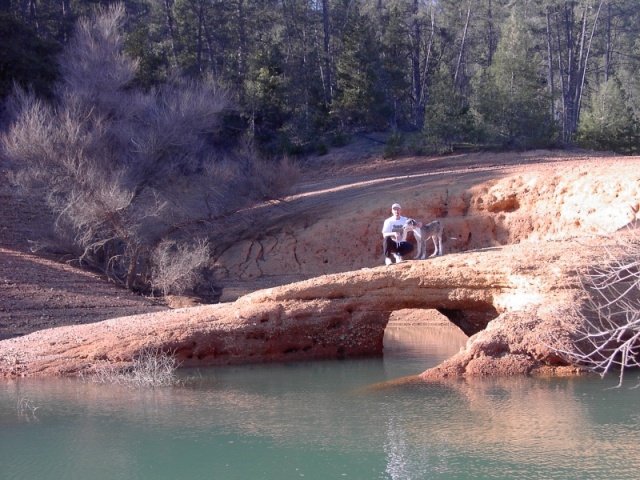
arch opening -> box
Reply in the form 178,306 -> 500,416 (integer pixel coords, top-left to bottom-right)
383,309 -> 468,364
437,305 -> 499,337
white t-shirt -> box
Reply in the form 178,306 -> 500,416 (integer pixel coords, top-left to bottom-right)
382,215 -> 408,241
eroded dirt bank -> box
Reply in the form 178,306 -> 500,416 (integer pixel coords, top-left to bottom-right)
1,149 -> 639,378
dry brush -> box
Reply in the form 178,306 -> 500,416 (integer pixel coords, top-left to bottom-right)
2,4 -> 298,297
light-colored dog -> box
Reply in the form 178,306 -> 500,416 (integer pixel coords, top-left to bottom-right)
403,218 -> 443,259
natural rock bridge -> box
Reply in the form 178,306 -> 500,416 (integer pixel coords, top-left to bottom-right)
0,239 -> 596,378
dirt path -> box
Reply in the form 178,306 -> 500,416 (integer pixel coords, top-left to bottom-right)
225,146 -> 610,244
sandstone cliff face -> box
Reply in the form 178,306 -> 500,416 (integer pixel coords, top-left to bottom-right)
1,151 -> 639,378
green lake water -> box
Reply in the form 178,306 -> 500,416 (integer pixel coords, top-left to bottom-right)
1,324 -> 639,480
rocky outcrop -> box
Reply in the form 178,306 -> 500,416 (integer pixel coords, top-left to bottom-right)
213,154 -> 639,300
1,152 -> 639,378
0,236 -> 608,378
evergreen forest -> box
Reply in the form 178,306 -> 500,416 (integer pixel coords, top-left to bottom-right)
2,0 -> 640,155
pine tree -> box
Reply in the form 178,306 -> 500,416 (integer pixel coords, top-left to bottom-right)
0,14 -> 59,101
473,11 -> 555,149
577,77 -> 640,154
423,67 -> 475,152
332,2 -> 389,130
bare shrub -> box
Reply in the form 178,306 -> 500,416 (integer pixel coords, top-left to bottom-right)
2,4 -> 298,297
16,397 -> 40,421
58,3 -> 137,111
558,232 -> 640,386
229,138 -> 301,201
90,346 -> 180,388
250,156 -> 301,200
151,239 -> 210,297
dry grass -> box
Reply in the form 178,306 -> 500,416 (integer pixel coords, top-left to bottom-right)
89,346 -> 181,388
151,239 -> 210,297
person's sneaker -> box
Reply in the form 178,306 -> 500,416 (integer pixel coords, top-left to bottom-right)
385,257 -> 393,266
394,254 -> 404,263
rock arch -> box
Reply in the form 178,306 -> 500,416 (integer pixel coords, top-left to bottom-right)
0,240 -> 595,378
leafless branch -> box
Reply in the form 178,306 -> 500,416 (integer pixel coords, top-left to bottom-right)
558,231 -> 640,387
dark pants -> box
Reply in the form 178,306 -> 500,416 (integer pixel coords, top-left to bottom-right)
383,237 -> 414,259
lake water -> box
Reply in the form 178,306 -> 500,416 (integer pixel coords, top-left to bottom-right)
1,324 -> 639,480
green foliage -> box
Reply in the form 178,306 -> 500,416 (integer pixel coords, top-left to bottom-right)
472,13 -> 555,149
404,133 -> 430,156
618,69 -> 640,123
244,46 -> 290,147
376,0 -> 412,127
333,5 -> 390,130
315,141 -> 329,156
2,0 -> 640,153
0,14 -> 59,101
383,130 -> 405,158
124,23 -> 170,89
577,78 -> 640,154
328,132 -> 351,148
423,68 -> 476,152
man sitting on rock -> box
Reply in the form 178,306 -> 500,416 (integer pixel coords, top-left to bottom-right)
381,203 -> 414,265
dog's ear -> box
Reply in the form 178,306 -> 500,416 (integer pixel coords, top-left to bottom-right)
407,218 -> 416,226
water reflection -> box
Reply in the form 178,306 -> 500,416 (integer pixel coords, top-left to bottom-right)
1,325 -> 640,480
374,375 -> 640,478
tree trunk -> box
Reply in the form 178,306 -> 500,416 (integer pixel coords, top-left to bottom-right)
60,0 -> 71,42
546,7 -> 555,122
163,0 -> 179,64
454,0 -> 473,88
576,0 -> 604,126
487,0 -> 495,66
418,1 -> 435,111
236,0 -> 247,80
553,8 -> 567,141
196,0 -> 203,74
571,3 -> 588,138
412,0 -> 424,128
322,0 -> 333,105
560,2 -> 577,144
604,3 -> 612,82
202,13 -> 217,78
27,0 -> 39,34
126,250 -> 139,291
